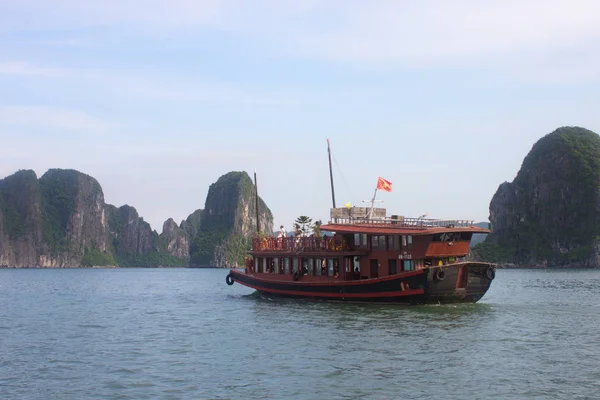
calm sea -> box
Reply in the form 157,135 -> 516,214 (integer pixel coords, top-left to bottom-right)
1,268 -> 599,400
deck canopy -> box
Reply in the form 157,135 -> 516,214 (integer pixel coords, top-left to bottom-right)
324,207 -> 489,235
320,223 -> 490,236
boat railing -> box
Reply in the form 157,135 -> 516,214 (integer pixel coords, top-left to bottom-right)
252,236 -> 349,252
331,216 -> 475,229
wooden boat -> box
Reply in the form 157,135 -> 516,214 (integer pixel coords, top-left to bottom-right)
226,142 -> 496,304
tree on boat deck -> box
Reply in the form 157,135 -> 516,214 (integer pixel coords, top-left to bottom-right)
294,216 -> 313,237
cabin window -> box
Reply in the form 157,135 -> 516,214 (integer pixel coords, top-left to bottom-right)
344,257 -> 353,273
262,258 -> 268,273
388,235 -> 400,250
388,259 -> 397,274
407,235 -> 412,246
460,232 -> 473,241
327,258 -> 335,276
371,235 -> 386,250
283,258 -> 290,274
354,233 -> 361,247
273,258 -> 279,274
316,258 -> 324,276
371,235 -> 379,249
292,257 -> 299,273
403,260 -> 414,271
353,257 -> 360,274
401,235 -> 407,247
305,258 -> 313,275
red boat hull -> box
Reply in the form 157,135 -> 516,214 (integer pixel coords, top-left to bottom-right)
227,262 -> 495,304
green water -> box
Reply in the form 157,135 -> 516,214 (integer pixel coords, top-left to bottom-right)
1,268 -> 599,399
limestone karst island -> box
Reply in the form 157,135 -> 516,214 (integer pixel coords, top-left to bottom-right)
1,126 -> 599,269
0,171 -> 272,268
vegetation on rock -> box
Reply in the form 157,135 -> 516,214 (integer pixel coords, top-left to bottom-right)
39,169 -> 81,253
0,168 -> 273,268
474,126 -> 600,267
187,171 -> 273,267
0,170 -> 39,240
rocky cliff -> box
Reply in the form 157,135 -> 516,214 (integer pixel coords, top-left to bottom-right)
186,171 -> 273,267
0,170 -> 43,267
473,126 -> 600,267
161,218 -> 189,260
0,169 -> 189,267
0,168 -> 272,268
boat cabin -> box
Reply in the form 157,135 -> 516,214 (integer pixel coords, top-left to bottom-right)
247,207 -> 489,282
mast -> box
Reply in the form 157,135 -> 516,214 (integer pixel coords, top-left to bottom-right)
254,169 -> 260,234
363,188 -> 382,220
327,138 -> 336,208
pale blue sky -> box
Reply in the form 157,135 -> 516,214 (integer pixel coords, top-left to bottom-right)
1,0 -> 599,232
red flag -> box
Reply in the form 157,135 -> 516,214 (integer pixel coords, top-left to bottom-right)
377,177 -> 392,192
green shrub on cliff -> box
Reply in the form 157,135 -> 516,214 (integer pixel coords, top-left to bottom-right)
187,171 -> 273,267
39,169 -> 80,252
0,170 -> 39,240
82,247 -> 116,267
115,252 -> 188,267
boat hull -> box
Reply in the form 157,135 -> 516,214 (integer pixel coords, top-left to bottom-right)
228,262 -> 495,304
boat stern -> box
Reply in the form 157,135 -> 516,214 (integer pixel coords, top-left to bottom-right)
425,262 -> 495,304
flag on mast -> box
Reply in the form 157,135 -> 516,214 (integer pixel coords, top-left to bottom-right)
376,177 -> 392,192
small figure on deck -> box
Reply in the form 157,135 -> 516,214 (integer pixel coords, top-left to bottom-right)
321,234 -> 328,249
277,225 -> 285,248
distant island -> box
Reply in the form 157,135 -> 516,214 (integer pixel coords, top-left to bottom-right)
0,170 -> 272,268
2,126 -> 599,269
473,126 -> 600,268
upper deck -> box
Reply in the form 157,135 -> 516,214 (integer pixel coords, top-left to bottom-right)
322,207 -> 490,236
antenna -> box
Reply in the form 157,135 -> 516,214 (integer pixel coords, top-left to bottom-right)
362,187 -> 383,220
327,138 -> 336,209
254,169 -> 260,234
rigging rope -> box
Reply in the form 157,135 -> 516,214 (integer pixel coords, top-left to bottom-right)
331,152 -> 356,205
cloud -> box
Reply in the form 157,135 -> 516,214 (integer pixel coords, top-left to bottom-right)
279,1 -> 600,68
0,106 -> 110,134
0,59 -> 324,106
3,1 -> 600,83
40,38 -> 90,47
0,0 -> 225,32
0,61 -> 70,77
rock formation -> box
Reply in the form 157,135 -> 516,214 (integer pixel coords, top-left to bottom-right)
185,171 -> 273,267
161,218 -> 189,260
0,169 -> 189,267
474,126 -> 600,267
0,168 -> 272,268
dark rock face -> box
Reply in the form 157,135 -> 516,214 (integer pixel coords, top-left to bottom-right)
187,171 -> 273,267
180,209 -> 202,239
161,218 -> 189,260
483,126 -> 600,267
0,168 -> 272,268
107,204 -> 157,255
0,170 -> 43,267
39,169 -> 109,267
0,169 -> 111,267
0,169 -> 189,267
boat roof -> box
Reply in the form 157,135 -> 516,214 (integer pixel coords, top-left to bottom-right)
320,219 -> 490,236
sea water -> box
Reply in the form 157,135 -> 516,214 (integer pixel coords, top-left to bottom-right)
1,268 -> 599,400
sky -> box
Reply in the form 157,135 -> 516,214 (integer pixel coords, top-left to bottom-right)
1,0 -> 600,233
